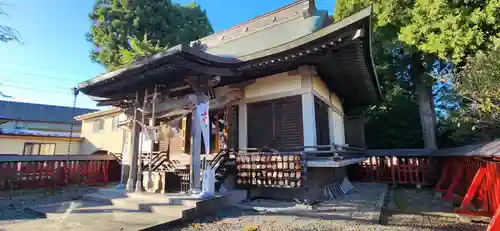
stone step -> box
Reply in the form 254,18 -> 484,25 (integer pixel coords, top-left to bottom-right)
82,188 -> 199,216
27,188 -> 248,230
26,200 -> 184,231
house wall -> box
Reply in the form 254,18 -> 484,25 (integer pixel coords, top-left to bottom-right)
244,72 -> 303,100
311,75 -> 345,145
79,112 -> 127,155
238,66 -> 351,200
0,135 -> 81,155
230,66 -> 346,149
190,67 -> 348,150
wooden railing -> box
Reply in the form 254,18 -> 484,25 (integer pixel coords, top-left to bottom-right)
435,156 -> 500,217
352,140 -> 500,229
349,156 -> 432,185
0,155 -> 121,191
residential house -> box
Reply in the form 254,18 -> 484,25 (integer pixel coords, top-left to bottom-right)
74,108 -> 129,155
0,100 -> 96,155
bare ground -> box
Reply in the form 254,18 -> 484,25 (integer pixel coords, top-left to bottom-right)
172,186 -> 488,231
0,184 -> 490,231
0,184 -> 105,225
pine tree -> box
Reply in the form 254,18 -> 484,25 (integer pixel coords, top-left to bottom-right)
87,0 -> 213,71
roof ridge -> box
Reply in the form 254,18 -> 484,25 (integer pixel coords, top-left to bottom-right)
196,0 -> 314,47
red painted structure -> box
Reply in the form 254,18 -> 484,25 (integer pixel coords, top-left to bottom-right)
350,152 -> 500,230
434,157 -> 500,231
352,156 -> 431,185
0,155 -> 121,191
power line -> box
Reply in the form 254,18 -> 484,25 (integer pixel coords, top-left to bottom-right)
0,77 -> 76,91
1,84 -> 71,95
0,68 -> 81,82
0,60 -> 93,77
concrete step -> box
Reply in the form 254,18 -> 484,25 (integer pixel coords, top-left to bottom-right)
84,188 -> 200,207
27,188 -> 248,230
26,200 -> 184,231
82,189 -> 198,218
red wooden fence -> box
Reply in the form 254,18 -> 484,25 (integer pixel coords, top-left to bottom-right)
435,157 -> 500,216
350,156 -> 432,185
349,155 -> 500,230
0,155 -> 121,191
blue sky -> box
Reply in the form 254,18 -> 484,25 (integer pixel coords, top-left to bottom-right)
0,0 -> 336,109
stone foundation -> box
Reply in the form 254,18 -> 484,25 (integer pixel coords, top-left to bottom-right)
248,166 -> 347,201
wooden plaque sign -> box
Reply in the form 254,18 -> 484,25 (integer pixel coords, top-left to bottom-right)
235,152 -> 306,188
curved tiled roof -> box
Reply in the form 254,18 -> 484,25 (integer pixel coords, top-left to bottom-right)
78,6 -> 380,106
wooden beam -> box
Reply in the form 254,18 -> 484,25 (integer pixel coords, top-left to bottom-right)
143,89 -> 243,118
173,59 -> 237,77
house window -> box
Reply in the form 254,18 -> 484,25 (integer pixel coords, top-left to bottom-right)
24,143 -> 56,155
93,119 -> 105,132
247,96 -> 303,150
111,116 -> 119,132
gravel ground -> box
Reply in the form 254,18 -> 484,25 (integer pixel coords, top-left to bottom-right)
0,184 -> 489,230
172,186 -> 488,231
0,184 -> 106,225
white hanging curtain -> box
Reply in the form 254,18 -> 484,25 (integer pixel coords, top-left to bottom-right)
197,102 -> 210,155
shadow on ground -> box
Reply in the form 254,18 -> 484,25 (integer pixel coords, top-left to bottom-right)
0,184 -> 108,224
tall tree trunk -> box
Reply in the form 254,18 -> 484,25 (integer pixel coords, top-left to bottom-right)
412,53 -> 438,149
428,86 -> 437,129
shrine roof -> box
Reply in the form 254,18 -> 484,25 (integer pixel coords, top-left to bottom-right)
78,5 -> 381,107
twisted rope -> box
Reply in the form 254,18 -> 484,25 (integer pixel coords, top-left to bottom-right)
65,87 -> 79,185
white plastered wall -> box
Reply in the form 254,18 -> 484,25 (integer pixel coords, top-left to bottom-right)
214,65 -> 346,149
311,74 -> 345,146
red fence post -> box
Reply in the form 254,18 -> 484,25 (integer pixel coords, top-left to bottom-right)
487,206 -> 500,231
0,162 -> 4,190
456,166 -> 488,216
0,155 -> 119,191
96,161 -> 102,182
443,163 -> 464,201
435,161 -> 450,193
103,160 -> 109,182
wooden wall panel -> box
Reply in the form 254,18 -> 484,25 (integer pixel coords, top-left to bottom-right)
247,95 -> 303,150
315,96 -> 330,147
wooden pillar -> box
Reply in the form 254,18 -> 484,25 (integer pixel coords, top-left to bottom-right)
135,88 -> 148,192
126,91 -> 143,192
119,112 -> 131,186
190,93 -> 203,192
146,85 -> 157,190
301,93 -> 317,151
344,116 -> 366,148
238,102 -> 247,149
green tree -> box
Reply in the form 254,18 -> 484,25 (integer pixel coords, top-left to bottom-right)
116,35 -> 165,69
0,3 -> 18,99
334,0 -> 500,148
441,48 -> 500,144
87,0 -> 213,71
0,3 -> 19,43
399,0 -> 500,63
335,1 -> 434,148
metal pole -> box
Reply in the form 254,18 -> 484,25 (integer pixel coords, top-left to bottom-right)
147,85 -> 157,190
126,91 -> 141,192
135,88 -> 148,193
